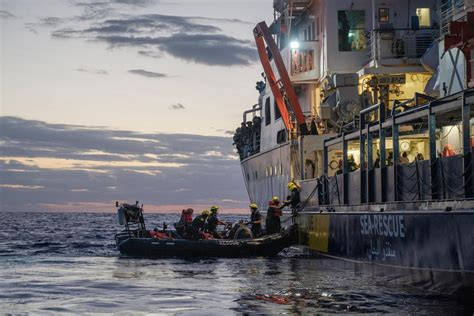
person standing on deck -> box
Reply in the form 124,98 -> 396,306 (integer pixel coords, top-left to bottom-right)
266,197 -> 285,234
285,181 -> 301,216
249,203 -> 262,237
400,152 -> 409,164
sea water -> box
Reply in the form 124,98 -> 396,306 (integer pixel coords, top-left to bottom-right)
0,212 -> 472,314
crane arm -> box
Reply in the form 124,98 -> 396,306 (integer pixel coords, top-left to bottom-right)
253,21 -> 308,134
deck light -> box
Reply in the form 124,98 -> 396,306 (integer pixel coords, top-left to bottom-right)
290,41 -> 300,49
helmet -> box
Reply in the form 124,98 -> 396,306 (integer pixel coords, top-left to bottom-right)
210,205 -> 219,213
186,208 -> 194,214
288,181 -> 298,191
272,196 -> 280,202
249,203 -> 258,209
202,209 -> 210,216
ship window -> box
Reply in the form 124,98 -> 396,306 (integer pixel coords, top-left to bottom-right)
378,8 -> 390,22
416,8 -> 431,27
265,97 -> 271,126
274,100 -> 281,120
338,10 -> 366,52
247,173 -> 250,181
254,171 -> 258,180
280,164 -> 283,175
269,166 -> 273,176
274,165 -> 278,175
311,21 -> 316,40
317,16 -> 321,35
277,129 -> 287,144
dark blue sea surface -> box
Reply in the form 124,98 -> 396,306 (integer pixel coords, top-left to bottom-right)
0,212 -> 472,314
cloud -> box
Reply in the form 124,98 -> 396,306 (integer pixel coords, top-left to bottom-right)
128,69 -> 167,78
50,13 -> 257,66
0,116 -> 247,212
0,10 -> 16,19
24,17 -> 64,35
169,103 -> 185,110
73,0 -> 157,8
112,0 -> 155,6
25,24 -> 39,35
40,17 -> 63,27
0,184 -> 44,190
93,33 -> 255,66
75,68 -> 109,75
137,50 -> 163,58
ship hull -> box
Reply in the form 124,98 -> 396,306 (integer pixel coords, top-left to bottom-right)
295,210 -> 474,298
241,147 -> 474,298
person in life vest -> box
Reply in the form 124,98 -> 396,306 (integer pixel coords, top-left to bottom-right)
190,209 -> 210,240
249,203 -> 262,237
174,208 -> 193,238
285,181 -> 301,216
206,205 -> 227,239
442,144 -> 456,157
265,197 -> 285,235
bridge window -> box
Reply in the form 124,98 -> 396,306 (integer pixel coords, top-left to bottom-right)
265,97 -> 271,126
274,100 -> 281,121
416,8 -> 431,27
277,129 -> 287,144
378,8 -> 390,22
338,10 -> 366,52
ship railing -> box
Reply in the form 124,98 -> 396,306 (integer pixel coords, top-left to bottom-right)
366,28 -> 439,63
390,93 -> 436,118
439,0 -> 468,35
321,88 -> 474,206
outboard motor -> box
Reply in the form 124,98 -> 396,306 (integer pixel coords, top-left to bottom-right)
116,201 -> 147,237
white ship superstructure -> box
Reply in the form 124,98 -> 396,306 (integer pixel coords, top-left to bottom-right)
234,0 -> 474,297
236,0 -> 473,206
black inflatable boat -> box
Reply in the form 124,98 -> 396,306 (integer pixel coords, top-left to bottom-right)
114,201 -> 295,258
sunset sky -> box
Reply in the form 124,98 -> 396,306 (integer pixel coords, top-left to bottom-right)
0,0 -> 273,213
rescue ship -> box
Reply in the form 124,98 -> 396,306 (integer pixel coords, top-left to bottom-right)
234,0 -> 474,297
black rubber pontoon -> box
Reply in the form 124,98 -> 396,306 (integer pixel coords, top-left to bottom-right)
115,229 -> 295,258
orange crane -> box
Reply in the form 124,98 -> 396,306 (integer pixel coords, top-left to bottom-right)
253,21 -> 309,135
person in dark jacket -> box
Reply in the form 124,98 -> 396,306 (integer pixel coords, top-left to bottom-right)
285,181 -> 301,216
265,197 -> 285,234
206,205 -> 227,239
190,210 -> 210,240
249,203 -> 262,237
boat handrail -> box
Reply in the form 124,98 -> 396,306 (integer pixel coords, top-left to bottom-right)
242,103 -> 261,123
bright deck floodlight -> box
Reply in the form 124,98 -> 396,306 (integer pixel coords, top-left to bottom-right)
290,41 -> 299,49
